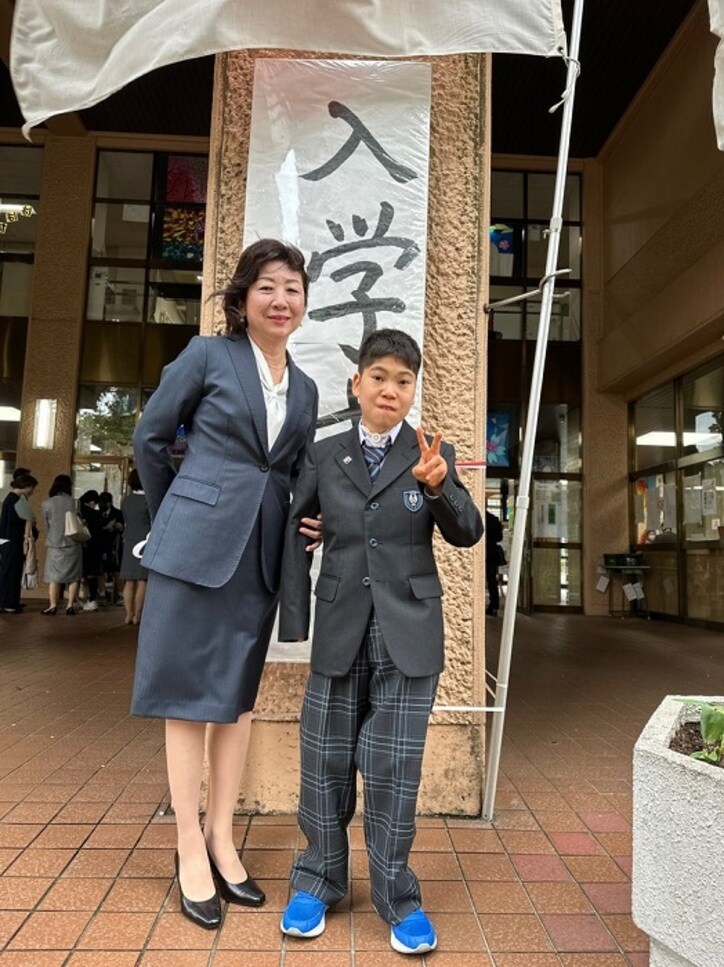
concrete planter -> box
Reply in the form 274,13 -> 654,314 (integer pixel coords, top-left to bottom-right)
633,695 -> 724,967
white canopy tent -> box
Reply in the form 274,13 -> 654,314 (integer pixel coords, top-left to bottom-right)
8,0 -> 721,820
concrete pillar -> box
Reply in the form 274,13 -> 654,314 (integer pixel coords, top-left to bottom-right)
581,158 -> 628,615
16,135 -> 95,507
202,50 -> 489,814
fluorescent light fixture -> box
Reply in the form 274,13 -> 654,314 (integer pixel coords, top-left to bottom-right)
32,398 -> 57,449
0,406 -> 21,421
636,431 -> 721,447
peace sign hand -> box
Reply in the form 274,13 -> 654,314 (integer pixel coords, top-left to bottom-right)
412,427 -> 448,495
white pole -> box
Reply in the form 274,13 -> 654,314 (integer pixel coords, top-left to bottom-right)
482,0 -> 586,821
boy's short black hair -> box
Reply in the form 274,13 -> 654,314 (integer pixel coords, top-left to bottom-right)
358,328 -> 421,376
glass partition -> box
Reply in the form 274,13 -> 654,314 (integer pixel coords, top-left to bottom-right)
682,358 -> 723,457
634,383 -> 676,470
682,460 -> 724,543
76,384 -> 138,458
633,470 -> 678,545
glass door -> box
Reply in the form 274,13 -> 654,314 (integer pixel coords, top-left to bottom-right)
72,456 -> 131,501
531,476 -> 583,609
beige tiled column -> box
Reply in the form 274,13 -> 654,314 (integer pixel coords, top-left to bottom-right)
202,51 -> 489,815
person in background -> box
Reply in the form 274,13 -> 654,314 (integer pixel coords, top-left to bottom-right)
99,491 -> 124,603
485,508 -> 504,616
0,473 -> 39,613
42,474 -> 83,616
79,490 -> 104,612
120,469 -> 150,625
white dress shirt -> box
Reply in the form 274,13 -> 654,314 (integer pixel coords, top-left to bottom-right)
249,337 -> 289,450
358,421 -> 403,448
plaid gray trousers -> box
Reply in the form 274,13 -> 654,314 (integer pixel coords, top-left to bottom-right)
290,614 -> 439,924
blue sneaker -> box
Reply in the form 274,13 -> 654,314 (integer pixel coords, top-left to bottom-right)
280,891 -> 327,938
390,909 -> 438,954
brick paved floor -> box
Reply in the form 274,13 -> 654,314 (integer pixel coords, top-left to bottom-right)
1,604 -> 722,965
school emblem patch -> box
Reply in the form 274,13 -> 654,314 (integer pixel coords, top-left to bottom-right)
403,490 -> 423,513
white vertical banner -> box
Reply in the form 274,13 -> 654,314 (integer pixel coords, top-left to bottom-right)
244,59 -> 432,432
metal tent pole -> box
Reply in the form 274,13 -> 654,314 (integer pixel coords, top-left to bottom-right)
482,0 -> 586,821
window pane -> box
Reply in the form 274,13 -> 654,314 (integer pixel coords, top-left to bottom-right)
533,479 -> 581,542
81,323 -> 142,383
0,262 -> 33,317
489,223 -> 521,279
686,548 -> 724,621
526,288 -> 581,341
0,146 -> 43,195
634,383 -> 676,469
527,173 -> 581,221
0,319 -> 27,380
532,546 -> 581,606
491,171 -> 524,218
156,154 -> 208,203
0,200 -> 39,255
633,471 -> 677,545
87,266 -> 145,322
526,223 -> 581,281
96,151 -> 153,200
92,202 -> 149,259
682,459 -> 724,542
0,378 -> 22,452
682,358 -> 723,456
76,385 -> 137,456
488,285 -> 523,340
533,404 -> 581,472
148,270 -> 201,325
153,206 -> 205,262
142,325 -> 197,385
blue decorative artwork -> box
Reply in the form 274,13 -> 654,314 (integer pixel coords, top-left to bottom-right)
487,412 -> 510,468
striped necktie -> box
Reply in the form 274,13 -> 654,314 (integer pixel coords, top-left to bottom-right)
362,440 -> 392,480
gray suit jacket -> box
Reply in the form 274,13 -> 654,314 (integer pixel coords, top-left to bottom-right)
134,331 -> 318,592
278,421 -> 483,677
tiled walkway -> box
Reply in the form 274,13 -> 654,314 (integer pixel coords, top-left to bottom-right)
1,605 -> 722,966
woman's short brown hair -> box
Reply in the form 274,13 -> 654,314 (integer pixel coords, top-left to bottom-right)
217,239 -> 309,335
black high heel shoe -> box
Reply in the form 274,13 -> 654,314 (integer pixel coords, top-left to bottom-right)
207,850 -> 266,907
174,851 -> 222,930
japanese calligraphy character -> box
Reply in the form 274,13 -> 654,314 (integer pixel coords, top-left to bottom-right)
307,201 -> 420,344
300,101 -> 418,184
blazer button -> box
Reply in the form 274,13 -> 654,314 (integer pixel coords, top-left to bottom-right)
362,577 -> 371,587
369,538 -> 378,547
369,502 -> 379,510
259,463 -> 269,472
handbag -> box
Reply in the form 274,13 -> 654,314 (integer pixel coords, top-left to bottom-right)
23,520 -> 38,584
64,509 -> 91,542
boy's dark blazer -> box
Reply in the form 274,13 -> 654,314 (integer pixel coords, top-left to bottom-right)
278,420 -> 483,677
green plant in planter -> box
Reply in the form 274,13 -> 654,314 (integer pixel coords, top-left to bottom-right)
678,699 -> 724,764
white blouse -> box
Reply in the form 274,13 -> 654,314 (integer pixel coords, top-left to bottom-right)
249,337 -> 289,450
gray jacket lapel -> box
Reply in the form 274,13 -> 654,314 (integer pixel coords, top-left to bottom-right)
224,332 -> 268,456
334,426 -> 371,497
370,421 -> 419,497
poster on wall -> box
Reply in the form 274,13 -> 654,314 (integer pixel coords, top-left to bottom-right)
486,412 -> 511,468
244,59 -> 432,434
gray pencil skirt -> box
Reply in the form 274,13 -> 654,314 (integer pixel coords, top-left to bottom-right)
130,518 -> 278,724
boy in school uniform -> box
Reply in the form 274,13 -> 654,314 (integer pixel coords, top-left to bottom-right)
278,329 -> 483,954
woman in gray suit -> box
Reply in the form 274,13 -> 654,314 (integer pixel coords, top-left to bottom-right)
42,474 -> 82,615
131,239 -> 318,930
